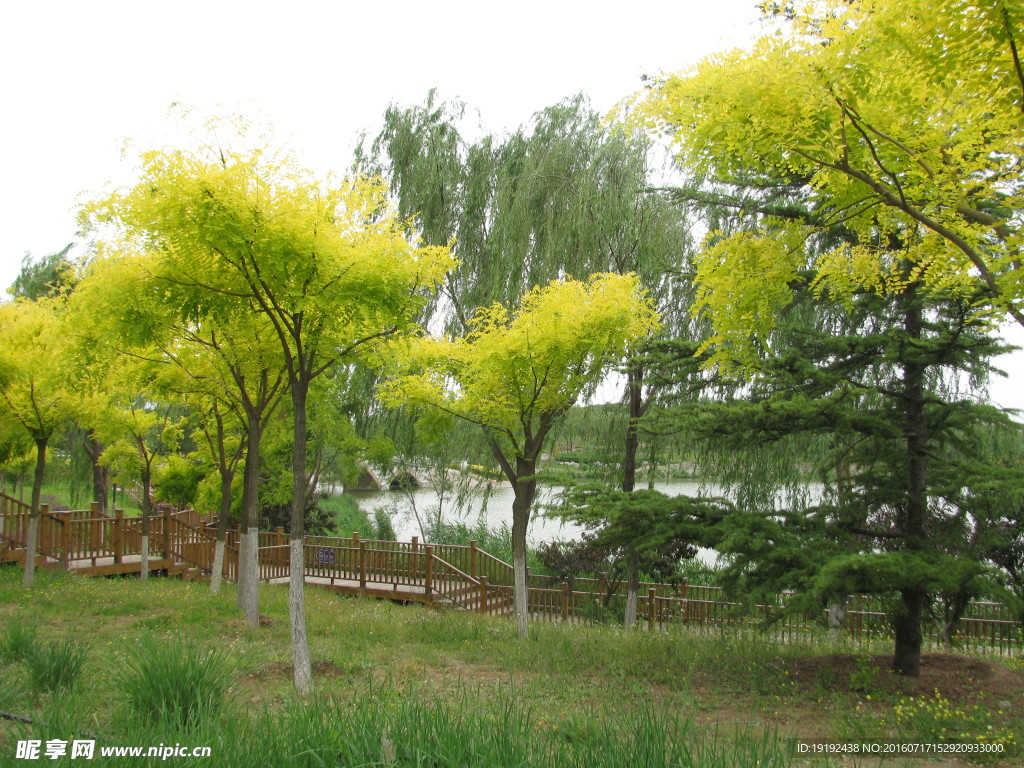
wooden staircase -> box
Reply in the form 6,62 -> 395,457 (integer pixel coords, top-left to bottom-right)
1,493 -> 519,618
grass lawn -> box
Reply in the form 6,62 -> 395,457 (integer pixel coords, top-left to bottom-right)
0,567 -> 1020,767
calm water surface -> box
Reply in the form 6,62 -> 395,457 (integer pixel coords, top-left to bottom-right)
347,479 -> 714,545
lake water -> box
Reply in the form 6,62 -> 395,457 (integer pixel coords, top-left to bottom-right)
345,478 -> 721,562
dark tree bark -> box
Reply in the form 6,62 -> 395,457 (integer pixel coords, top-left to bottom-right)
893,287 -> 929,676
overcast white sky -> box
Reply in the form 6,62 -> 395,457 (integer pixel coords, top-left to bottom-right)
1,0 -> 1020,412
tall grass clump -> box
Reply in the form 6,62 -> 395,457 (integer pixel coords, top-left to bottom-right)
129,687 -> 794,768
115,637 -> 235,728
0,666 -> 26,711
1,619 -> 37,662
426,518 -> 547,572
25,639 -> 87,692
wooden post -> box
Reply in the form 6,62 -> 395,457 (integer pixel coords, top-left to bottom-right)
411,536 -> 419,580
424,545 -> 433,597
679,580 -> 689,624
89,502 -> 101,565
478,576 -> 489,615
54,505 -> 71,569
648,588 -> 657,631
470,540 -> 478,579
162,507 -> 171,559
113,509 -> 124,563
359,541 -> 367,590
561,582 -> 569,622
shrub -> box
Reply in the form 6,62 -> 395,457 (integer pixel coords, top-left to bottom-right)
25,639 -> 87,693
116,637 -> 235,728
373,508 -> 397,541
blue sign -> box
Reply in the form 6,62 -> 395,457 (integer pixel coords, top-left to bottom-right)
315,548 -> 336,565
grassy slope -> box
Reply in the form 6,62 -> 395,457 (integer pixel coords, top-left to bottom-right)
0,569 -> 1020,767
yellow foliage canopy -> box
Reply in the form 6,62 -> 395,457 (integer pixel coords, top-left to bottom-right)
630,0 -> 1024,367
382,273 -> 660,452
82,145 -> 456,370
0,298 -> 78,440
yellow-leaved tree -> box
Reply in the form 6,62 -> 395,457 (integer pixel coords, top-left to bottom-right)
82,130 -> 455,693
630,0 -> 1024,368
0,298 -> 79,586
381,273 -> 660,638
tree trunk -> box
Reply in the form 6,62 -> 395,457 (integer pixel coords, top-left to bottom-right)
210,469 -> 233,595
237,423 -> 261,627
140,471 -> 151,581
83,433 -> 107,514
23,438 -> 48,587
828,596 -> 847,642
894,287 -> 929,676
622,362 -> 643,627
623,559 -> 640,628
893,587 -> 927,676
939,589 -> 972,648
509,458 -> 538,640
289,380 -> 312,693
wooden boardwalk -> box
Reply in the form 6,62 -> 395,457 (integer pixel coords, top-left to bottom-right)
1,493 -> 1021,653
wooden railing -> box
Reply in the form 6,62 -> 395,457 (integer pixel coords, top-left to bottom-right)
1,495 -> 1021,653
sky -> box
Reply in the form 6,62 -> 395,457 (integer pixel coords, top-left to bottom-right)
1,0 -> 1021,412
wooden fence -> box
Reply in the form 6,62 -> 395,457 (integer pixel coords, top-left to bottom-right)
1,493 -> 1020,654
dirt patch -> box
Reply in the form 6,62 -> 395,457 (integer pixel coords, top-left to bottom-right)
223,614 -> 272,630
246,659 -> 348,681
783,653 -> 1024,705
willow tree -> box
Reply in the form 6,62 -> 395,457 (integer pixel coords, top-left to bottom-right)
0,298 -> 78,586
361,94 -> 693,622
86,139 -> 454,693
631,0 -> 1024,346
360,92 -> 688,327
382,273 -> 660,638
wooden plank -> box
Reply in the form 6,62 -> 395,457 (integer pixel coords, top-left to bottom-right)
321,583 -> 434,603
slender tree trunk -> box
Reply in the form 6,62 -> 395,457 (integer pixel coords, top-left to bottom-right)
623,558 -> 640,627
939,590 -> 972,648
289,380 -> 312,693
893,287 -> 928,676
238,424 -> 261,627
210,469 -> 233,595
509,457 -> 538,640
23,437 -> 48,587
83,433 -> 107,514
140,471 -> 151,581
622,362 -> 643,627
828,597 -> 847,642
